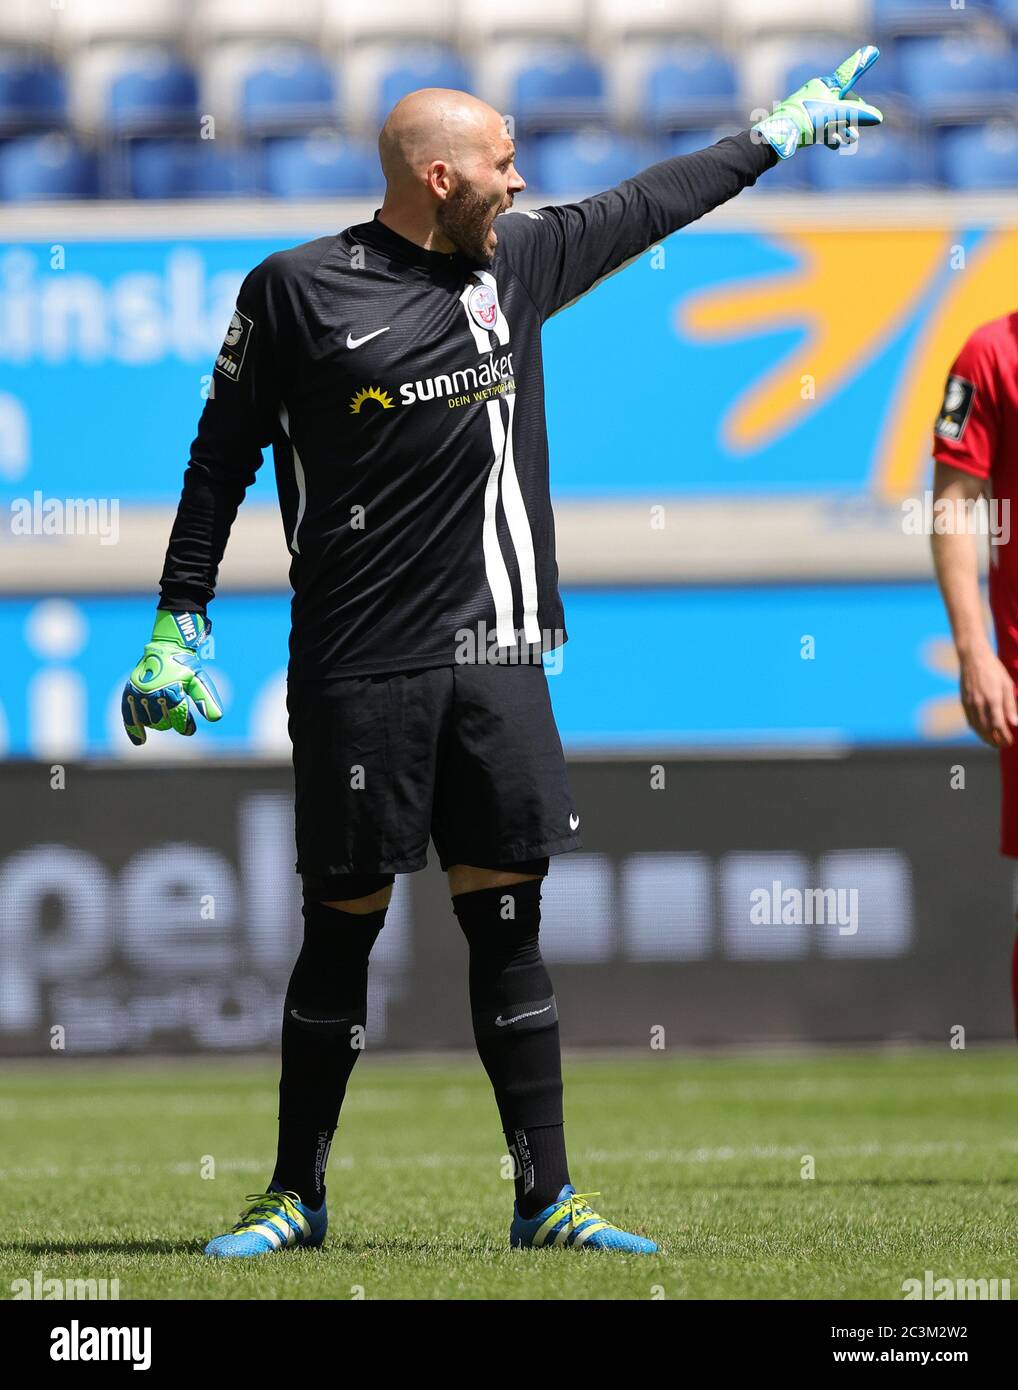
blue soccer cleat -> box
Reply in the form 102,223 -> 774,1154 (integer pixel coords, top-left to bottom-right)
203,1186 -> 327,1259
510,1185 -> 658,1253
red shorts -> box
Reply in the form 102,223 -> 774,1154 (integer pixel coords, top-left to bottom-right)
998,637 -> 1018,857
1001,741 -> 1018,857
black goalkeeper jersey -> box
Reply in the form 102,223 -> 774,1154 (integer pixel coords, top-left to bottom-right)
157,130 -> 776,678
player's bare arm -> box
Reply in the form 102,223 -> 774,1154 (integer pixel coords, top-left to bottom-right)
931,462 -> 1018,748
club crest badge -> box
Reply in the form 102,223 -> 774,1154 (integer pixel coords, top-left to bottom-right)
468,283 -> 498,331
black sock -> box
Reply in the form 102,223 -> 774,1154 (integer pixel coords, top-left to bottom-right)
452,879 -> 569,1216
270,898 -> 386,1208
506,1123 -> 571,1219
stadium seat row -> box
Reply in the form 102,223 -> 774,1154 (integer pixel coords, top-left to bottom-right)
4,0 -> 1018,51
1,122 -> 1015,201
1,34 -> 1018,140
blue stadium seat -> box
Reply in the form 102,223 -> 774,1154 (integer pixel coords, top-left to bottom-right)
512,48 -> 606,130
642,46 -> 738,127
0,55 -> 65,132
873,0 -> 995,32
938,120 -> 1018,187
376,46 -> 472,125
809,132 -> 930,189
993,0 -> 1018,29
261,133 -> 379,196
107,51 -> 197,134
896,34 -> 1018,120
665,126 -> 743,158
238,46 -> 336,134
126,139 -> 257,198
665,124 -> 809,193
779,50 -> 849,96
526,129 -> 653,195
0,133 -> 97,199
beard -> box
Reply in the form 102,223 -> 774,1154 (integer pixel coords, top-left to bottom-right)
436,177 -> 505,266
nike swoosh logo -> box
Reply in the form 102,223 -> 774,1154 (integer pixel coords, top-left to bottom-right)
495,1005 -> 552,1028
346,327 -> 390,349
290,1008 -> 348,1024
569,814 -> 580,831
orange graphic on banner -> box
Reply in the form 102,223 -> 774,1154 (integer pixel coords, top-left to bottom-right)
680,230 -> 950,459
875,230 -> 1018,499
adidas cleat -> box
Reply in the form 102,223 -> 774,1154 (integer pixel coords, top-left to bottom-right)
510,1184 -> 658,1253
203,1186 -> 327,1259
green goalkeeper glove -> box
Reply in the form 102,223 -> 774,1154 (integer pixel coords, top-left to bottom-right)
121,610 -> 224,746
753,45 -> 884,160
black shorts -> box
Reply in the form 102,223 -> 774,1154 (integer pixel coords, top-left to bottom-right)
287,662 -> 581,880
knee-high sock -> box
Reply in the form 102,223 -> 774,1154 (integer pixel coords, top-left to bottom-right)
1012,909 -> 1018,1038
270,898 -> 386,1207
452,879 -> 570,1217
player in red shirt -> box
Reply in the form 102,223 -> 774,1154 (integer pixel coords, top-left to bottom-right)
931,312 -> 1018,1032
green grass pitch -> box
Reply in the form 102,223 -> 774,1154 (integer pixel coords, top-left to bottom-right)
2,1047 -> 1016,1301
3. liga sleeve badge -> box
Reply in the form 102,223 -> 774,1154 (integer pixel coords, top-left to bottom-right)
215,307 -> 253,381
934,374 -> 975,442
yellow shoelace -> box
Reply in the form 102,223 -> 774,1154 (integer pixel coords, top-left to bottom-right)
232,1189 -> 303,1233
563,1191 -> 604,1228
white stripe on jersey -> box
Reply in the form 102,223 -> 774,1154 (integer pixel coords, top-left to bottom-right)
461,272 -> 540,648
482,400 -> 517,649
279,404 -> 307,555
497,391 -> 541,644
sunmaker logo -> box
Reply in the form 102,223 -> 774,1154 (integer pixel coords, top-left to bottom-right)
349,386 -> 394,414
350,352 -> 517,417
399,350 -> 515,406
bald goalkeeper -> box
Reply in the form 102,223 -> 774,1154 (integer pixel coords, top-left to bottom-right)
121,62 -> 883,1258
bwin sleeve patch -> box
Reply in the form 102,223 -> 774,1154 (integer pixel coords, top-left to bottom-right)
934,374 -> 976,443
214,308 -> 253,381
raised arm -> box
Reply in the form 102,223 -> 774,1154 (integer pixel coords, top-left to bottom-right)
495,131 -> 776,321
494,45 -> 882,321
